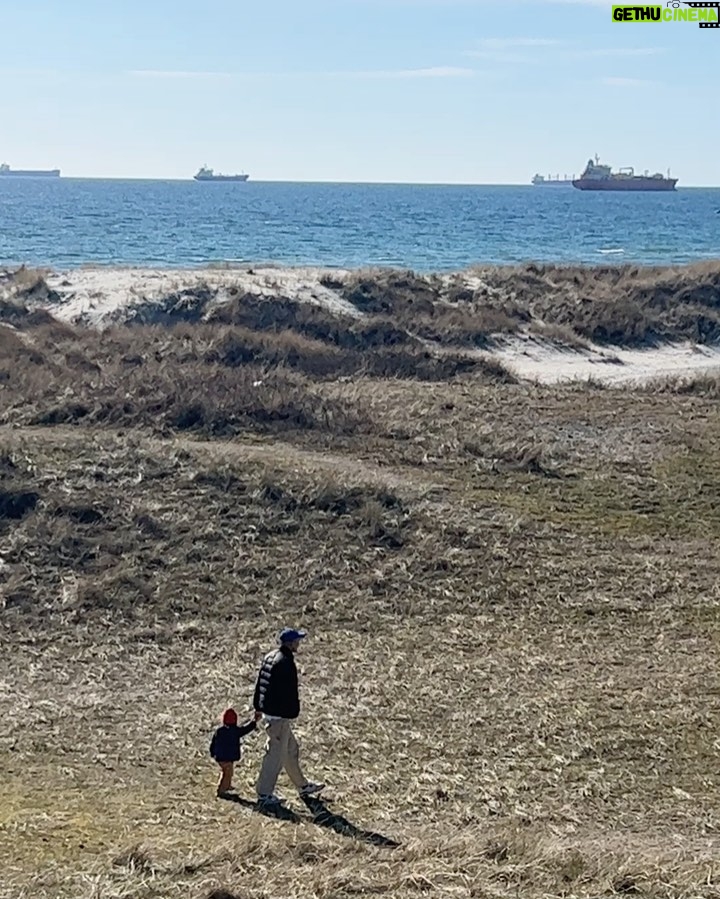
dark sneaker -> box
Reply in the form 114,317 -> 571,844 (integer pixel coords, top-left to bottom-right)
298,782 -> 325,797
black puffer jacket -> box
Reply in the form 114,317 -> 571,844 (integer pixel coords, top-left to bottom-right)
253,645 -> 300,719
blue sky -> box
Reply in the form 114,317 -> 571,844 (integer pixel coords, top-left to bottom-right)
1,0 -> 718,184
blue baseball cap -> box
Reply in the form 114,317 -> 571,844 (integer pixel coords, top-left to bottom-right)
279,627 -> 307,644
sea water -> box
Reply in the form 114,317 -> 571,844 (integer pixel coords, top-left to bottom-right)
1,178 -> 718,271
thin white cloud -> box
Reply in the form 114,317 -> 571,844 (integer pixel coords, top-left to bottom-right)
0,67 -> 62,77
580,47 -> 663,58
599,76 -> 656,87
466,38 -> 560,64
467,51 -> 536,64
355,66 -> 475,78
475,37 -> 562,49
130,66 -> 476,80
465,41 -> 663,65
130,70 -> 233,79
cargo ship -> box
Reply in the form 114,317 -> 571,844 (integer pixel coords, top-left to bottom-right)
572,156 -> 677,192
193,165 -> 249,182
532,173 -> 574,186
0,162 -> 61,178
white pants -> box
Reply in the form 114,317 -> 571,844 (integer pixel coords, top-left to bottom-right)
256,718 -> 306,796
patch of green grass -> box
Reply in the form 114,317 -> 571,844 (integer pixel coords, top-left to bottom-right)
468,451 -> 720,539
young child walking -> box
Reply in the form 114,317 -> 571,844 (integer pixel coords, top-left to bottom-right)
209,708 -> 259,797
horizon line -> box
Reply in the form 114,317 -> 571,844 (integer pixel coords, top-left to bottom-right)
1,176 -> 712,187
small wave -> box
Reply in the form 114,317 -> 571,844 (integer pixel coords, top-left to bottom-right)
598,248 -> 625,255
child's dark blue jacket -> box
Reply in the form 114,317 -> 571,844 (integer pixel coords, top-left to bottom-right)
209,720 -> 257,763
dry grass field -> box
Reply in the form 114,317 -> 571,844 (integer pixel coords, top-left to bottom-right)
2,267 -> 720,899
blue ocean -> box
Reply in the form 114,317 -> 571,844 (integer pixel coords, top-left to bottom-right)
0,178 -> 718,271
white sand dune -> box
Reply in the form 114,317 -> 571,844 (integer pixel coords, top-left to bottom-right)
43,265 -> 359,324
479,338 -> 720,385
18,266 -> 720,387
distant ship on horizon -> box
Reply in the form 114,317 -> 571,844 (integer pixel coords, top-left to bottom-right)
193,165 -> 249,182
572,156 -> 677,192
532,173 -> 574,186
0,162 -> 61,178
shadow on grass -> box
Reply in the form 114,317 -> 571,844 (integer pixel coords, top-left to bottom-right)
300,795 -> 400,848
218,793 -> 301,823
218,793 -> 399,847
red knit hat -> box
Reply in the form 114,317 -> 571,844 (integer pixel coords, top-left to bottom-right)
222,708 -> 238,726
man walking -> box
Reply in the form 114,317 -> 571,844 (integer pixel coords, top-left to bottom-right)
253,627 -> 324,806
